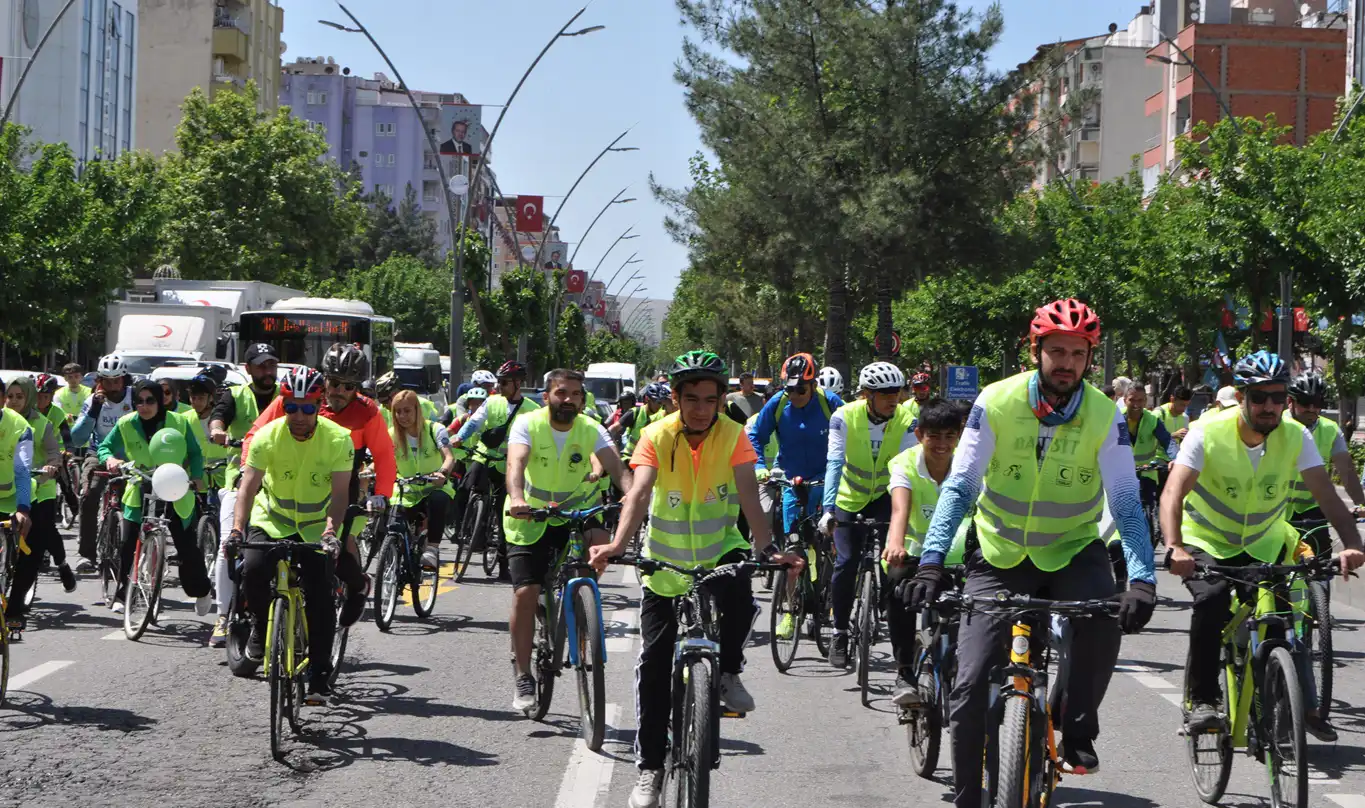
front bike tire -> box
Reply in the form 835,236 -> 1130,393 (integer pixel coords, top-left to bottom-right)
374,537 -> 400,631
268,596 -> 290,760
1264,646 -> 1308,808
672,660 -> 715,808
97,514 -> 121,605
1306,580 -> 1333,722
856,569 -> 876,706
225,591 -> 259,678
572,584 -> 606,751
814,572 -> 833,658
994,696 -> 1032,808
123,539 -> 157,641
1184,646 -> 1233,804
907,630 -> 941,778
447,518 -> 474,582
196,515 -> 218,593
329,577 -> 349,688
769,568 -> 802,673
530,596 -> 561,721
413,539 -> 439,618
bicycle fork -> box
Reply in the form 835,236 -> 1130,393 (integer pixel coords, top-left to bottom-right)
561,576 -> 606,667
672,643 -> 722,770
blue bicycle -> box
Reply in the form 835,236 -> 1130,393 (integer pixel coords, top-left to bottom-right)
525,502 -> 618,751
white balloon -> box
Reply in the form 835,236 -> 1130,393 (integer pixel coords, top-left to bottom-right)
152,463 -> 190,502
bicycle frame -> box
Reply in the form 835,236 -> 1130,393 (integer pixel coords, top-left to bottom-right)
266,556 -> 310,684
1219,577 -> 1308,749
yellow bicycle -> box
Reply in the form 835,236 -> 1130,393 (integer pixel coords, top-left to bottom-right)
0,518 -> 13,705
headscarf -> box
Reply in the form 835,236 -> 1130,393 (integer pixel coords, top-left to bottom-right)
130,378 -> 167,433
6,374 -> 38,420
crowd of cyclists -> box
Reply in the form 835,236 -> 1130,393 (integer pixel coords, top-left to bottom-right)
1,294 -> 1363,807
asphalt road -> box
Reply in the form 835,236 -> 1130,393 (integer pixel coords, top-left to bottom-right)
6,527 -> 1365,808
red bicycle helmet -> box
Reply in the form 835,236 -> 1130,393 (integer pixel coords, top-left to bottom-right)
34,373 -> 61,395
280,367 -> 325,401
1029,298 -> 1101,347
496,360 -> 527,380
910,372 -> 932,388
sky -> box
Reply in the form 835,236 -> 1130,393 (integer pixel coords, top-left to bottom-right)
281,0 -> 1141,305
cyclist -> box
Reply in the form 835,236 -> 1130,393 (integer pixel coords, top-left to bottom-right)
185,373 -> 229,490
605,388 -> 636,431
6,375 -> 72,622
902,371 -> 933,419
388,389 -> 456,571
884,397 -> 965,705
33,374 -> 78,525
817,366 -> 844,398
443,369 -> 499,425
1154,385 -> 1193,450
231,366 -> 360,701
448,387 -> 487,434
153,371 -> 194,416
904,299 -> 1157,804
587,351 -> 802,808
820,361 -> 917,668
71,353 -> 136,572
608,382 -> 671,458
1285,372 -> 1365,536
452,360 -> 541,548
57,362 -> 90,424
0,401 -> 34,600
1122,384 -> 1179,508
97,379 -> 212,615
1197,385 -> 1238,420
504,369 -> 627,710
1165,352 -> 1365,741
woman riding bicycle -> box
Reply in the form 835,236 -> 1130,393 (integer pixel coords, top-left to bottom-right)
388,389 -> 456,572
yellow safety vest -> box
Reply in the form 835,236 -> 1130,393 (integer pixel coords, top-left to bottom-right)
1127,409 -> 1160,481
835,400 -> 913,512
973,372 -> 1111,571
471,394 -> 541,472
391,419 -> 454,507
247,417 -> 355,543
1181,407 -> 1299,562
225,383 -> 278,488
55,384 -> 90,422
502,408 -> 600,546
192,412 -> 232,489
885,445 -> 969,567
114,411 -> 199,522
624,404 -> 664,457
1284,412 -> 1341,516
21,410 -> 57,504
644,412 -> 749,597
900,398 -> 921,422
1155,402 -> 1189,461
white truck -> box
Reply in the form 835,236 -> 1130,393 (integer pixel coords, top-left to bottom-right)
585,362 -> 637,418
152,279 -> 303,361
104,301 -> 234,375
395,342 -> 447,410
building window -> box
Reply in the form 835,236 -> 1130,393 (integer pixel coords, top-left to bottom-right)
377,122 -> 395,136
423,153 -> 438,170
307,90 -> 328,105
306,120 -> 325,135
374,183 -> 395,197
387,154 -> 395,166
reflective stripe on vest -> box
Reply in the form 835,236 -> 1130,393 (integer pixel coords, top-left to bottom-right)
972,372 -> 1111,572
887,445 -> 938,557
392,420 -> 453,507
503,409 -> 600,546
1285,413 -> 1339,514
249,417 -> 354,543
0,409 -> 29,512
1128,409 -> 1159,466
835,400 -> 912,512
1179,407 -> 1298,562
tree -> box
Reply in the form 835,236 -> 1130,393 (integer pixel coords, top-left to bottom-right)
355,183 -> 441,270
316,254 -> 451,346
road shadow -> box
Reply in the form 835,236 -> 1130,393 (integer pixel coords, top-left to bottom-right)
1311,740 -> 1365,780
380,614 -> 505,637
0,691 -> 158,734
127,618 -> 210,649
344,660 -> 430,677
1050,786 -> 1160,808
718,735 -> 764,757
21,601 -> 122,632
1116,657 -> 1184,675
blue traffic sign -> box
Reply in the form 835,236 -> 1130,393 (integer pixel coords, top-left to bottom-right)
945,365 -> 979,401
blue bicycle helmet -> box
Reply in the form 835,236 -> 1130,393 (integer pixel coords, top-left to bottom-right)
643,382 -> 671,402
1232,350 -> 1289,388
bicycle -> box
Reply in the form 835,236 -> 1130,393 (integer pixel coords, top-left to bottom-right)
1286,516 -> 1360,725
236,538 -> 337,760
91,468 -> 127,605
58,450 -> 82,530
0,520 -> 10,704
617,554 -> 788,808
903,566 -> 966,779
456,448 -> 507,579
372,474 -> 442,631
523,503 -> 619,752
842,514 -> 890,706
1137,460 -> 1168,550
1181,555 -> 1341,808
118,463 -> 174,641
765,474 -> 831,672
195,458 -> 232,594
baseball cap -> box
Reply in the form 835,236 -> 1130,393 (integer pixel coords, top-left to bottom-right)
1215,385 -> 1238,408
244,343 -> 279,366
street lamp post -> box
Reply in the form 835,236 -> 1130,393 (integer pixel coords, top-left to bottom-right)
623,299 -> 650,328
608,271 -> 644,298
625,309 -> 653,333
586,227 -> 640,284
616,284 -> 648,319
1,0 -> 80,127
567,187 -> 635,266
603,254 -> 643,295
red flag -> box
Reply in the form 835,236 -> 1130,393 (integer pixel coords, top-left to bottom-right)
515,195 -> 544,232
565,270 -> 586,294
1293,307 -> 1309,332
594,299 -> 606,318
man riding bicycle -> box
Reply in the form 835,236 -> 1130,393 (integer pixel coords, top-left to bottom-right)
820,361 -> 917,669
1154,385 -> 1193,452
71,354 -> 136,572
504,369 -> 627,711
905,298 -> 1157,806
1284,371 -> 1365,542
608,382 -> 672,458
231,367 -> 359,700
588,351 -> 802,808
452,361 -> 541,546
1164,352 -> 1365,742
57,363 -> 91,425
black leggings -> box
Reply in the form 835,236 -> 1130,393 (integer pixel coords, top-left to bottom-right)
7,499 -> 61,618
418,489 -> 451,546
119,506 -> 211,598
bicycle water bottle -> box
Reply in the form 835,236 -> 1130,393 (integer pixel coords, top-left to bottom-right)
569,532 -> 585,560
806,545 -> 818,581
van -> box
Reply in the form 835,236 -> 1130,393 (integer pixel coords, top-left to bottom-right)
395,342 -> 447,410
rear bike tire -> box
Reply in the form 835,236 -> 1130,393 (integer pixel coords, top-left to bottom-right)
374,537 -> 400,631
530,594 -> 561,721
97,514 -> 120,605
268,596 -> 290,760
995,695 -> 1032,808
0,611 -> 9,706
447,518 -> 474,582
1306,580 -> 1333,722
196,515 -> 218,594
1184,646 -> 1233,804
672,660 -> 715,808
1264,646 -> 1308,808
856,569 -> 876,706
329,577 -> 349,688
907,629 -> 941,778
814,573 -> 833,658
123,538 -> 158,641
572,584 -> 606,751
413,537 -> 439,618
769,568 -> 802,673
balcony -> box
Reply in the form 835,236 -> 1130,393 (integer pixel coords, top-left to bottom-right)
212,27 -> 248,63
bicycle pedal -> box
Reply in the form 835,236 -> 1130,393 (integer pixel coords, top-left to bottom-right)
721,710 -> 746,719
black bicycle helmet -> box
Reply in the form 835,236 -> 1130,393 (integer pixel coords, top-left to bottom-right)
322,342 -> 369,384
668,351 -> 727,385
375,371 -> 402,399
1232,350 -> 1289,389
496,360 -> 527,380
187,373 -> 218,397
1289,371 -> 1327,403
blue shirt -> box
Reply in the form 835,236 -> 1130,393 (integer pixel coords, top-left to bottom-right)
748,390 -> 843,481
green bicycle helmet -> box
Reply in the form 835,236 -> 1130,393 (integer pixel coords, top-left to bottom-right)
668,351 -> 727,385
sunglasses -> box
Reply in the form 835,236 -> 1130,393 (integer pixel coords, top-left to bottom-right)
1293,397 -> 1325,408
284,402 -> 319,415
1247,390 -> 1288,406
789,383 -> 810,394
135,396 -> 159,406
326,378 -> 357,392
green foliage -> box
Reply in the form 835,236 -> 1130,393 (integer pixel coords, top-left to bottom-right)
316,254 -> 451,346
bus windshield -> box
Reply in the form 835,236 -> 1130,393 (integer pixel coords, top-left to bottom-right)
239,313 -> 374,371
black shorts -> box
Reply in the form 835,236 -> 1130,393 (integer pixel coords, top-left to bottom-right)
506,518 -> 604,589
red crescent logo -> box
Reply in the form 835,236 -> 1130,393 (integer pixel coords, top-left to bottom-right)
522,202 -> 537,218
154,325 -> 172,338
192,299 -> 211,306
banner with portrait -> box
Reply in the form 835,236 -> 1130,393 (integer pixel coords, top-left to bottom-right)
438,104 -> 484,157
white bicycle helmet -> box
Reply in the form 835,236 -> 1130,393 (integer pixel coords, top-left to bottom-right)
858,362 -> 904,392
471,370 -> 497,386
465,387 -> 489,401
817,366 -> 843,395
96,353 -> 128,379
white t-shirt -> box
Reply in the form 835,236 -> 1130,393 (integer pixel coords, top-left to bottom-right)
889,449 -> 944,494
1173,420 -> 1322,474
509,417 -> 612,454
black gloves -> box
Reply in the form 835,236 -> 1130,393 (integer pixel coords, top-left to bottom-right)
1118,581 -> 1156,634
902,563 -> 945,610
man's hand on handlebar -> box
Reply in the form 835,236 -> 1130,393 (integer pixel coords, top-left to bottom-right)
1166,545 -> 1195,578
508,497 -> 531,520
104,456 -> 122,473
209,428 -> 230,446
1339,547 -> 1365,577
588,540 -> 624,574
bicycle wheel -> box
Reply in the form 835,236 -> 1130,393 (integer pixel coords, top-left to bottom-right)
907,630 -> 941,778
268,596 -> 290,760
123,538 -> 157,640
814,573 -> 833,658
994,696 -> 1032,808
447,517 -> 474,582
97,513 -> 121,605
412,538 -> 439,618
671,660 -> 715,808
1264,646 -> 1308,808
1306,580 -> 1333,722
329,577 -> 348,688
291,597 -> 309,719
373,536 -> 400,631
0,610 -> 9,706
1184,646 -> 1233,804
572,584 -> 606,751
530,594 -> 559,720
769,568 -> 802,673
225,591 -> 259,678
196,515 -> 218,593
857,569 -> 876,705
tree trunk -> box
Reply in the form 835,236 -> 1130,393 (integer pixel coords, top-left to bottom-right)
1183,321 -> 1202,392
875,268 -> 894,362
824,265 -> 850,380
1335,322 -> 1356,440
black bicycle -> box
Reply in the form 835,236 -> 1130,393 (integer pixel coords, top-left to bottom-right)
842,514 -> 889,706
372,475 -> 442,630
766,474 -> 830,672
617,554 -> 788,808
457,449 -> 508,579
903,567 -> 966,778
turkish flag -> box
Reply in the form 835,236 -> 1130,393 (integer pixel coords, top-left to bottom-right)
565,270 -> 586,294
515,195 -> 544,232
1293,307 -> 1309,332
594,299 -> 606,318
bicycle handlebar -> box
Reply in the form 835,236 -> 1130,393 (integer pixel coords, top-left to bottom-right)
1189,555 -> 1343,582
526,502 -> 622,523
613,555 -> 791,584
957,591 -> 1121,617
764,473 -> 824,490
1136,461 -> 1169,472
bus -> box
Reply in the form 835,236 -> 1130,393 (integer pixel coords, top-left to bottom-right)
238,298 -> 394,383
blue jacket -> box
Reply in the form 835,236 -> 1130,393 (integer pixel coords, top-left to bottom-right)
748,389 -> 843,480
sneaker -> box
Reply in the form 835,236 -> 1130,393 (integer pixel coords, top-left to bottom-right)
58,563 -> 77,593
75,558 -> 95,574
1061,737 -> 1100,773
1306,714 -> 1339,743
628,769 -> 664,808
1186,702 -> 1224,732
892,674 -> 923,708
775,612 -> 795,640
110,600 -> 124,614
421,545 -> 439,571
719,672 -> 755,713
246,623 -> 266,661
194,594 -> 213,616
306,675 -> 335,705
829,632 -> 849,668
208,616 -> 229,648
512,673 -> 537,712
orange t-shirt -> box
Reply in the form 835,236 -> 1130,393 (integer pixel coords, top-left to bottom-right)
630,429 -> 757,473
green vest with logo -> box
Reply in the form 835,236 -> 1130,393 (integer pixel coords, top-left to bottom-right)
973,372 -> 1111,572
115,411 -> 198,522
0,409 -> 29,514
885,445 -> 969,568
1128,409 -> 1160,481
21,410 -> 57,504
248,417 -> 355,542
502,408 -> 600,546
392,420 -> 454,507
1155,402 -> 1188,461
835,400 -> 913,512
1284,412 -> 1341,516
225,383 -> 278,488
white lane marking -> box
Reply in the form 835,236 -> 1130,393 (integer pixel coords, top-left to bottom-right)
1327,795 -> 1365,807
101,629 -> 125,640
1128,672 -> 1176,690
1114,663 -> 1160,673
554,703 -> 622,808
8,660 -> 75,690
1159,692 -> 1183,707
